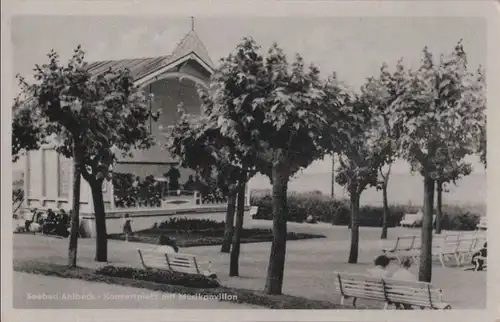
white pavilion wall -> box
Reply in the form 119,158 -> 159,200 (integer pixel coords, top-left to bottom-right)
24,148 -> 114,215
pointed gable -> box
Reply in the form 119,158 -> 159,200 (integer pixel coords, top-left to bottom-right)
171,30 -> 214,69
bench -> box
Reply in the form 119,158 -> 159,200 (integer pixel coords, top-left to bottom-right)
473,255 -> 487,271
476,217 -> 487,230
334,272 -> 452,310
137,249 -> 201,274
399,214 -> 423,228
383,236 -> 417,260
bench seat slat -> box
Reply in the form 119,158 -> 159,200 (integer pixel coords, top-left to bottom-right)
334,272 -> 450,309
138,249 -> 200,274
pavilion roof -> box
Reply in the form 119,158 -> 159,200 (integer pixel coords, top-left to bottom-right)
85,30 -> 214,82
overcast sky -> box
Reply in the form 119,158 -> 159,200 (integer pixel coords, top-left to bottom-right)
11,15 -> 487,174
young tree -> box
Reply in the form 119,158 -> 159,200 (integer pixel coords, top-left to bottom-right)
166,108 -> 255,275
335,101 -> 387,263
12,46 -> 157,265
390,41 -> 485,282
197,38 -> 353,294
360,62 -> 406,239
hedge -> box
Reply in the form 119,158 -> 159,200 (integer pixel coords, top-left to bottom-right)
250,192 -> 483,230
96,265 -> 220,288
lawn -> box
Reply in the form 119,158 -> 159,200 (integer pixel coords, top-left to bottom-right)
12,222 -> 487,309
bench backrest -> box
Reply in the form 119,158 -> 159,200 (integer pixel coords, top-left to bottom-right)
402,214 -> 423,223
334,272 -> 444,309
137,249 -> 200,274
334,272 -> 386,302
395,236 -> 416,251
166,253 -> 200,274
383,278 -> 443,308
455,237 -> 477,253
137,249 -> 169,270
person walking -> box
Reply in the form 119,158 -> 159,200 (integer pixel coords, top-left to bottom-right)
122,214 -> 133,242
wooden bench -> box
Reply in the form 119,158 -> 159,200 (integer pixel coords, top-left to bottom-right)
383,236 -> 416,260
137,249 -> 201,274
334,272 -> 452,310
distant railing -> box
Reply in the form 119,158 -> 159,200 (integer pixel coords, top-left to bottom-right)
113,189 -> 227,210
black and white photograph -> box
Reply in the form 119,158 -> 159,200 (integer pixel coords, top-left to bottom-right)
2,1 -> 499,321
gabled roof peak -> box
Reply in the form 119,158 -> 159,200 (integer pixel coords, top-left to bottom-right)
171,29 -> 214,69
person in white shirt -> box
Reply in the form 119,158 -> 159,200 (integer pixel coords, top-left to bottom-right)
391,256 -> 416,309
391,257 -> 416,281
367,255 -> 391,278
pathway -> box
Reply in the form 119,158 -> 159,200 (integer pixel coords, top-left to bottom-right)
14,272 -> 259,309
12,223 -> 487,309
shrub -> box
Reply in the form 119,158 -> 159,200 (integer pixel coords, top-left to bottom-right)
158,217 -> 225,231
96,265 -> 220,288
250,191 -> 483,230
441,213 -> 480,231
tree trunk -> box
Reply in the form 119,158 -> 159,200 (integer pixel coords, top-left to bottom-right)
68,145 -> 83,268
230,183 -> 246,277
435,180 -> 443,234
221,190 -> 237,253
418,176 -> 435,283
348,192 -> 360,264
380,181 -> 389,239
264,163 -> 289,295
90,180 -> 108,262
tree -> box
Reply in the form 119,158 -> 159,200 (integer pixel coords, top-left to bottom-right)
12,46 -> 157,265
434,160 -> 472,234
335,100 -> 387,263
390,41 -> 485,282
166,108 -> 255,275
360,62 -> 406,239
195,38 -> 353,294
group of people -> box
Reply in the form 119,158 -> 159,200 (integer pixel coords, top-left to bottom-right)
162,165 -> 208,194
368,242 -> 487,309
25,208 -> 71,237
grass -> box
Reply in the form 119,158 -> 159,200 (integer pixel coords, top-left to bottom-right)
13,260 -> 346,309
107,228 -> 326,247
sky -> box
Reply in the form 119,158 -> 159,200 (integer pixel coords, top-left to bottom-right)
11,15 -> 487,175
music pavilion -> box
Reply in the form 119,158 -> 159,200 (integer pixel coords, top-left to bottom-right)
22,27 -> 253,236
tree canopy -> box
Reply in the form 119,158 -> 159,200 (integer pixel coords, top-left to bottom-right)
13,46 -> 158,178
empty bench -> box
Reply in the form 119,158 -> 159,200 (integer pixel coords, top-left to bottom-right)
334,272 -> 452,310
383,236 -> 420,263
137,249 -> 202,274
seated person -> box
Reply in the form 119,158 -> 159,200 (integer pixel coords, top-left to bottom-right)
155,234 -> 179,253
367,255 -> 391,278
183,175 -> 195,191
46,209 -> 56,223
391,257 -> 416,309
391,257 -> 416,281
471,242 -> 487,271
25,208 -> 38,231
58,209 -> 70,228
164,165 -> 181,192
